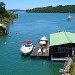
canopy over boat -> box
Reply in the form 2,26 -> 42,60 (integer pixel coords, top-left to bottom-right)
40,36 -> 48,41
23,40 -> 32,43
39,41 -> 46,45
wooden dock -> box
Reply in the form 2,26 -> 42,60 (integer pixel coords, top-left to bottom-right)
51,57 -> 70,61
59,58 -> 73,75
30,43 -> 49,58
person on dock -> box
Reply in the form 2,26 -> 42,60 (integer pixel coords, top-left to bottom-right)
41,47 -> 43,55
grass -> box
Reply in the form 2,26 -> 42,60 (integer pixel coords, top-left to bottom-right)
70,56 -> 75,75
70,62 -> 75,75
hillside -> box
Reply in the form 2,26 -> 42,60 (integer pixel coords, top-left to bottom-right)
26,5 -> 75,13
0,2 -> 18,24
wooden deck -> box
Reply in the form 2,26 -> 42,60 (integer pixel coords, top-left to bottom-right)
51,57 -> 70,61
30,43 -> 49,57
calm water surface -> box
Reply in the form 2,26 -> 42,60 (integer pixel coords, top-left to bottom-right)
0,11 -> 75,75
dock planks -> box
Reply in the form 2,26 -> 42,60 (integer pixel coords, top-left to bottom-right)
51,57 -> 69,61
30,43 -> 49,57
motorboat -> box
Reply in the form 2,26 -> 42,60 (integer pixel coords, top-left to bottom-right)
68,11 -> 72,21
68,16 -> 72,21
40,36 -> 48,44
20,40 -> 33,55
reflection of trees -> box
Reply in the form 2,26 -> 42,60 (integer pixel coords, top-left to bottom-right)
51,62 -> 64,75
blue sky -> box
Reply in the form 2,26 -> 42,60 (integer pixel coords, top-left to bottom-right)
0,0 -> 75,9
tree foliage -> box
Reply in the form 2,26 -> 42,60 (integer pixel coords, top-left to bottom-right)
0,2 -> 17,24
26,5 -> 75,13
0,2 -> 5,8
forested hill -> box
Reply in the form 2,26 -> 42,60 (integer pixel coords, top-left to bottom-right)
26,5 -> 75,13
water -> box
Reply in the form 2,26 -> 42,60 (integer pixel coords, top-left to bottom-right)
1,11 -> 75,75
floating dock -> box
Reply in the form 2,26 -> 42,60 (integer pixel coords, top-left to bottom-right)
30,43 -> 49,58
51,57 -> 70,61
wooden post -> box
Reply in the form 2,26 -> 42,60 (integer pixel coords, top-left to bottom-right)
51,54 -> 52,60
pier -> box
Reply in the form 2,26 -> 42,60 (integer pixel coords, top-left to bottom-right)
51,57 -> 70,61
59,58 -> 73,75
30,43 -> 49,58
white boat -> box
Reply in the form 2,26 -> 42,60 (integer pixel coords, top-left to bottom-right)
68,11 -> 72,21
68,16 -> 72,21
40,36 -> 48,44
20,40 -> 33,55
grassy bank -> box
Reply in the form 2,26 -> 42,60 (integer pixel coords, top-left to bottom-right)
70,62 -> 75,75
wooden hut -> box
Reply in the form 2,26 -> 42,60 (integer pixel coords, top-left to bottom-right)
0,24 -> 8,35
50,31 -> 75,59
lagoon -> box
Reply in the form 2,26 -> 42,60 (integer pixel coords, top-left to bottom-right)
0,11 -> 75,75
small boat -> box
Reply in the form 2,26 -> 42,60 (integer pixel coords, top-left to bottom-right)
20,40 -> 33,55
40,36 -> 48,44
68,16 -> 72,21
68,11 -> 72,21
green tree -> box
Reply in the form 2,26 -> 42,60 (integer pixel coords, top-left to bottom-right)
0,2 -> 5,8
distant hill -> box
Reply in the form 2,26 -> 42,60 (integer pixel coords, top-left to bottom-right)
26,5 -> 75,13
7,9 -> 25,12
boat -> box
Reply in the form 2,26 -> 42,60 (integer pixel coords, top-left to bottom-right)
40,36 -> 48,41
40,36 -> 48,44
68,11 -> 72,21
68,16 -> 72,21
20,40 -> 33,55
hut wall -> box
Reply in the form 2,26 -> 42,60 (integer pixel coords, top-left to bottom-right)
50,43 -> 75,58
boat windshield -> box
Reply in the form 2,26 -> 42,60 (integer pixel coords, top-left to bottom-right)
24,43 -> 32,47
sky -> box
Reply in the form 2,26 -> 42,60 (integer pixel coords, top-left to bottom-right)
0,0 -> 75,10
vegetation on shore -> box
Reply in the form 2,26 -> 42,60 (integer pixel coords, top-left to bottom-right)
0,2 -> 18,24
70,62 -> 75,75
26,5 -> 75,13
0,2 -> 18,35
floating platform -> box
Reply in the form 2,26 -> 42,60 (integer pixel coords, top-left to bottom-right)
51,57 -> 70,61
30,43 -> 49,58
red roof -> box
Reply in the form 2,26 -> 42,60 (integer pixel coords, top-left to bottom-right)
23,40 -> 32,43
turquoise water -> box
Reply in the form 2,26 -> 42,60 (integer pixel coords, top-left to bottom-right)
1,11 -> 75,75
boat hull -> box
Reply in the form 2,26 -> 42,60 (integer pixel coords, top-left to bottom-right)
20,45 -> 33,56
21,50 -> 33,56
68,18 -> 72,21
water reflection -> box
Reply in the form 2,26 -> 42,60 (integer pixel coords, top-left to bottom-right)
21,53 -> 31,63
51,61 -> 64,75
